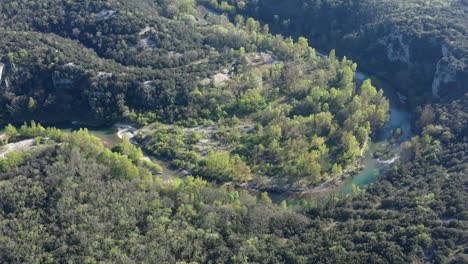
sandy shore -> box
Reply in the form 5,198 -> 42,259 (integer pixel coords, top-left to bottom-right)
115,123 -> 139,143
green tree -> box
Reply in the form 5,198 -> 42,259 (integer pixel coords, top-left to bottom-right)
340,131 -> 361,164
203,151 -> 232,181
238,88 -> 267,113
230,155 -> 253,182
261,192 -> 272,204
5,124 -> 17,138
27,97 -> 37,111
113,135 -> 143,162
246,18 -> 260,32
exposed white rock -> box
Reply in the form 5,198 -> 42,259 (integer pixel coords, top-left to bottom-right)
432,59 -> 457,98
378,32 -> 410,64
182,169 -> 193,175
360,140 -> 368,157
441,44 -> 453,58
200,78 -> 211,85
139,25 -> 152,35
245,52 -> 278,67
96,9 -> 117,20
0,64 -> 4,84
198,5 -> 221,16
97,72 -> 113,78
167,51 -> 183,58
378,155 -> 400,164
141,156 -> 151,162
240,125 -> 255,134
0,139 -> 35,159
213,72 -> 230,86
143,81 -> 153,87
137,38 -> 157,49
115,123 -> 139,144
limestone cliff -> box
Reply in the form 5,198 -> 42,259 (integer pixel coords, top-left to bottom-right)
377,32 -> 411,65
0,63 -> 4,84
366,31 -> 467,101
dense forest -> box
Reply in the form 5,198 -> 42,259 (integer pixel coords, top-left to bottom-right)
0,99 -> 466,263
0,0 -> 466,263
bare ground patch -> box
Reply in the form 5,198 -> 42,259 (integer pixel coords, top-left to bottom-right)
0,139 -> 35,159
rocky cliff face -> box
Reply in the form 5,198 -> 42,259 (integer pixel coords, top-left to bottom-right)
371,31 -> 467,101
432,57 -> 459,98
0,60 -> 94,122
377,31 -> 411,64
243,0 -> 467,103
0,64 -> 4,84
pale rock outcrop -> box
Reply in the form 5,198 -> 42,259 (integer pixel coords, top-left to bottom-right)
115,123 -> 139,144
139,38 -> 157,48
96,9 -> 117,20
0,139 -> 35,159
374,32 -> 466,99
432,58 -> 458,98
431,44 -> 465,98
167,51 -> 183,58
143,81 -> 153,87
0,64 -> 4,84
139,25 -> 152,35
378,31 -> 411,64
97,72 -> 113,78
441,44 -> 453,58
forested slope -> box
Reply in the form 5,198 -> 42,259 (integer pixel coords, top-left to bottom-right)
0,0 -> 237,122
0,98 -> 466,263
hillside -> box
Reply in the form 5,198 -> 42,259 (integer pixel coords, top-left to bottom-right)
0,98 -> 466,263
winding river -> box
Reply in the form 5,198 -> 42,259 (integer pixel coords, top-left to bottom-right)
9,65 -> 411,197
203,6 -> 414,194
0,9 -> 413,197
0,63 -> 413,198
313,50 -> 412,194
342,70 -> 413,193
199,6 -> 414,195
